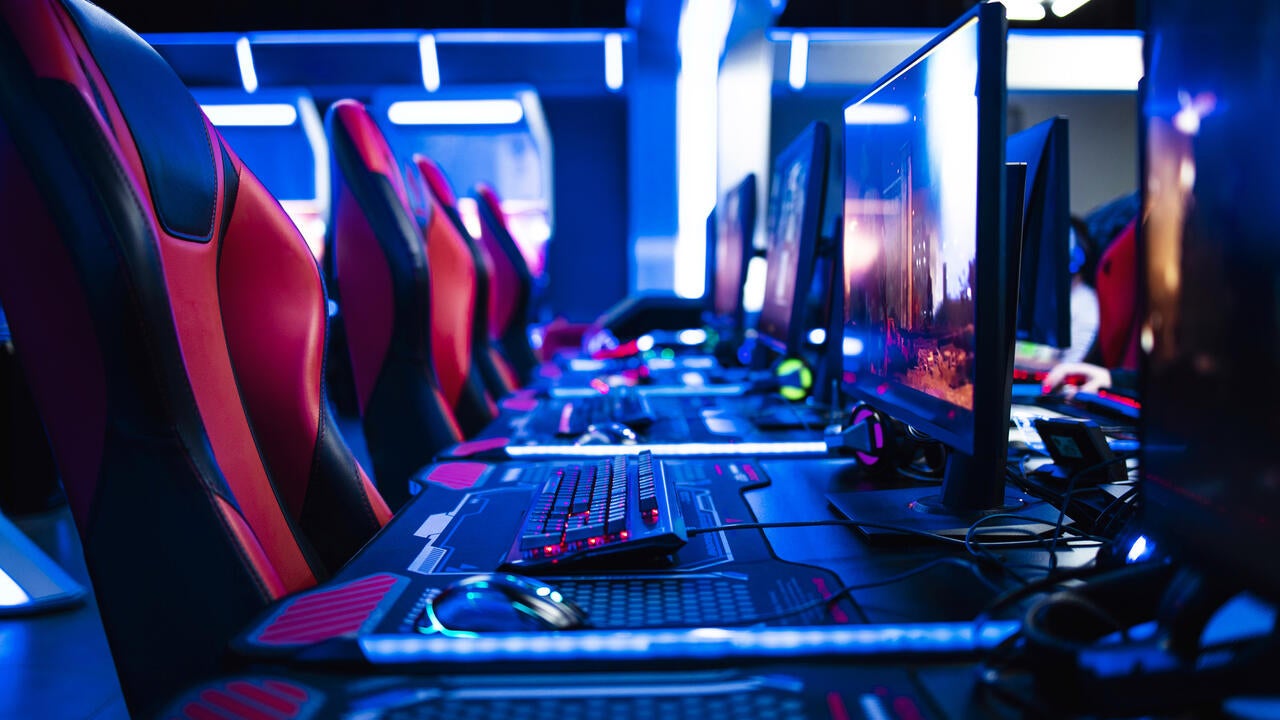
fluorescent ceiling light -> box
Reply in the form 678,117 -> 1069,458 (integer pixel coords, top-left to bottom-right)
844,103 -> 911,125
435,30 -> 614,44
235,37 -> 258,93
1050,0 -> 1091,17
202,103 -> 298,127
1007,33 -> 1143,91
999,0 -> 1047,22
788,32 -> 809,90
604,32 -> 624,91
419,35 -> 441,92
386,99 -> 525,126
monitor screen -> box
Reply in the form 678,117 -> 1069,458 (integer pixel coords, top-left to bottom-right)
712,174 -> 758,327
835,2 -> 1022,522
1142,1 -> 1280,602
1008,116 -> 1071,349
758,122 -> 829,357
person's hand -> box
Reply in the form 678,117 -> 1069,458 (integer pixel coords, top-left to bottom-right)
1042,362 -> 1111,396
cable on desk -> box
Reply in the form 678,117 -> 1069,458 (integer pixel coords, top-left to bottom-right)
961,511 -> 1097,586
1094,486 -> 1140,539
688,519 -> 1075,549
1034,455 -> 1133,570
689,518 -> 1101,596
972,562 -> 1113,629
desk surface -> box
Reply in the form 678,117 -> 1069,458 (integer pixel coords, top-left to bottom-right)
194,449 -> 1094,719
0,509 -> 128,720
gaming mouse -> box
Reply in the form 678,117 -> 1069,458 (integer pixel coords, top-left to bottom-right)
574,421 -> 638,446
420,573 -> 589,634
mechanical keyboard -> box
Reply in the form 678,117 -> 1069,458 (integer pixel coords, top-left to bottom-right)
552,390 -> 657,436
503,450 -> 686,570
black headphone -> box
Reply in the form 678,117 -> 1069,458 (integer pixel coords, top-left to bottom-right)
833,402 -> 946,479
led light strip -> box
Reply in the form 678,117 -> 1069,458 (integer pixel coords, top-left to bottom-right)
359,621 -> 1020,664
504,441 -> 830,458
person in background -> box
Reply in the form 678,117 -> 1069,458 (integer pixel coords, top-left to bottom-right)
1043,192 -> 1141,396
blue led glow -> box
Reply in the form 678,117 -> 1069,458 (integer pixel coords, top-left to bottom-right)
1126,535 -> 1151,563
360,621 -> 1021,665
504,441 -> 829,458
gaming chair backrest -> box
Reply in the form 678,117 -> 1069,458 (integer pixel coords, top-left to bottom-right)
325,100 -> 494,504
410,156 -> 521,396
1095,218 -> 1140,371
0,0 -> 389,712
474,183 -> 540,382
397,154 -> 499,431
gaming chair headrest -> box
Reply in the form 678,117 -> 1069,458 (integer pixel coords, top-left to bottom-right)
414,154 -> 460,210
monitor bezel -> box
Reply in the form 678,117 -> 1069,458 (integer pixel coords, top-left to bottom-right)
710,173 -> 758,339
840,2 -> 1010,468
758,121 -> 830,358
1008,115 -> 1072,349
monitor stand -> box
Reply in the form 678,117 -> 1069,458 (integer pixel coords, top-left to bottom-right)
826,452 -> 1067,542
0,509 -> 86,615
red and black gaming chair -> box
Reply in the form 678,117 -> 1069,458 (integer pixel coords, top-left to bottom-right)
473,183 -> 542,383
0,0 -> 390,713
410,155 -> 522,398
325,100 -> 498,505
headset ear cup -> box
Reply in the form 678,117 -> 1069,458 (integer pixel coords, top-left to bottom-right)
848,403 -> 939,476
849,403 -> 894,472
774,357 -> 814,401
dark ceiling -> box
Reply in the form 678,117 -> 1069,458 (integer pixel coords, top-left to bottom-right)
98,0 -> 629,33
97,0 -> 1136,34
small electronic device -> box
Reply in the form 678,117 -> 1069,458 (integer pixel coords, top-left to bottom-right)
1032,417 -> 1127,486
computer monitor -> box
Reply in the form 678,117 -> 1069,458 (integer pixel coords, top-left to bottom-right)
757,122 -> 829,359
1008,116 -> 1071,349
829,2 -> 1055,537
1141,1 -> 1280,603
710,174 -> 758,344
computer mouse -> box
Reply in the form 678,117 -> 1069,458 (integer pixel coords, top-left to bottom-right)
574,421 -> 638,446
420,573 -> 589,634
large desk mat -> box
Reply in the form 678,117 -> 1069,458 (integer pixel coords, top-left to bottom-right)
232,457 -> 864,662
